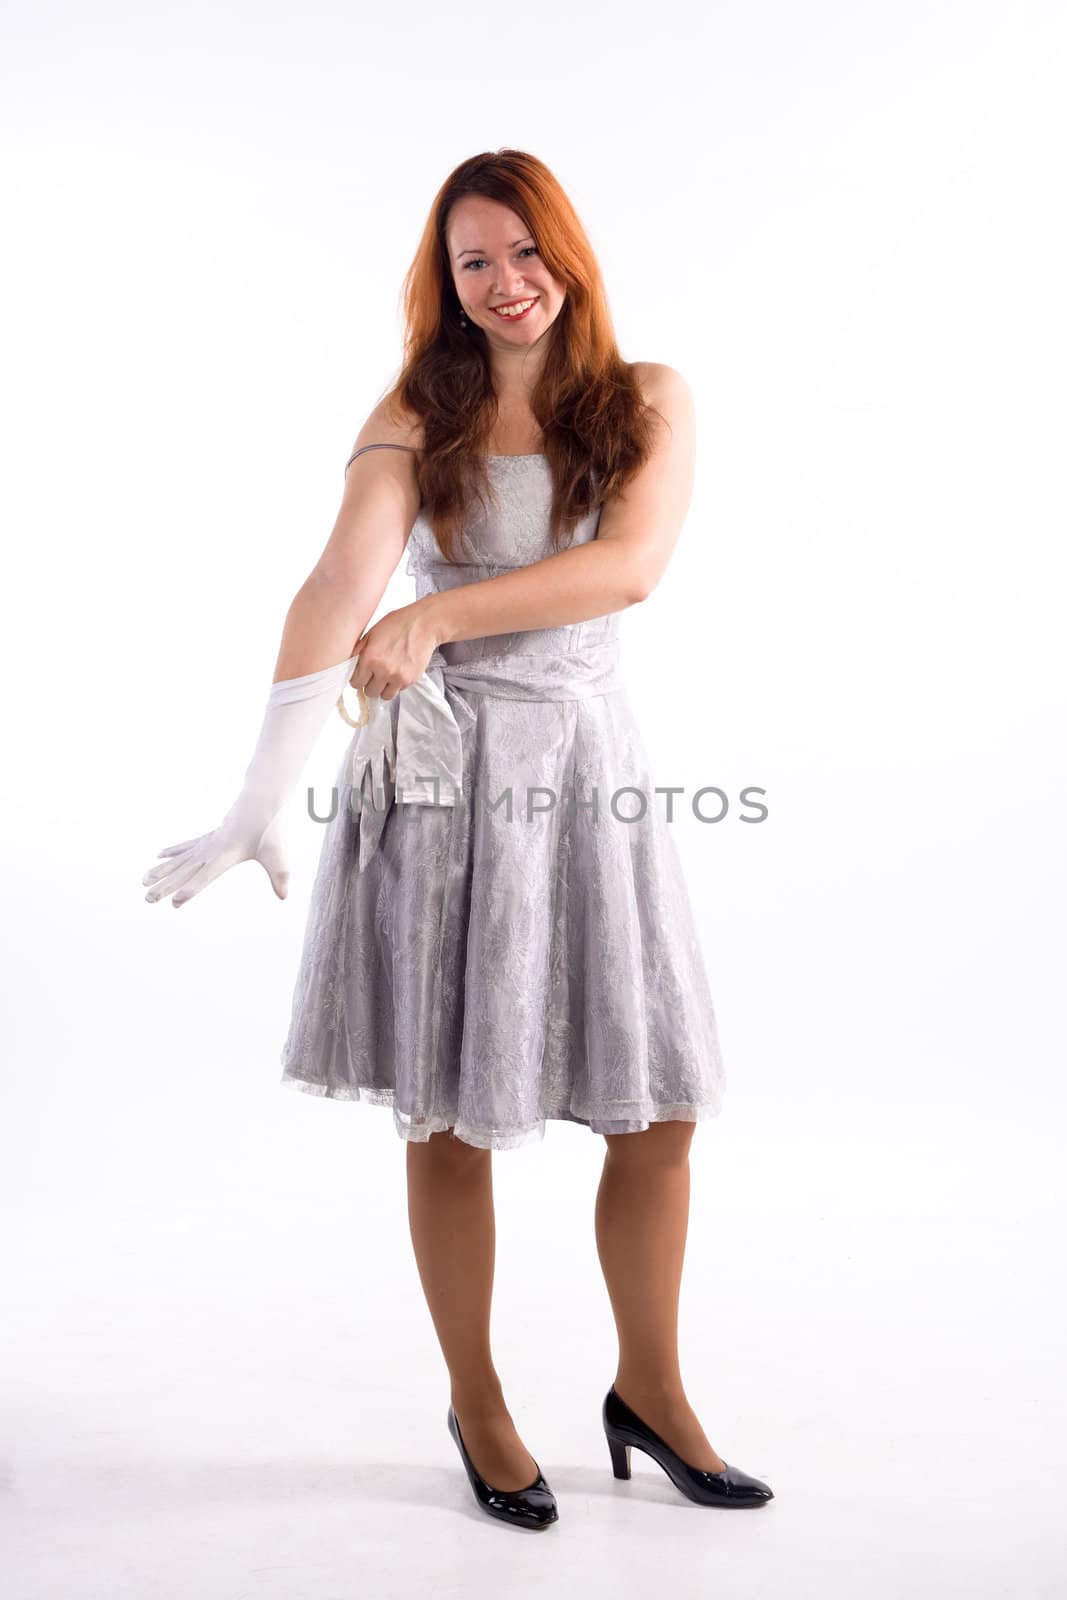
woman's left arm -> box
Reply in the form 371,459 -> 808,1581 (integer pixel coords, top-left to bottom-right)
357,365 -> 696,674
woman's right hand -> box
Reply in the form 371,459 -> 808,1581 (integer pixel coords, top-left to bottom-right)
142,807 -> 289,909
141,649 -> 361,911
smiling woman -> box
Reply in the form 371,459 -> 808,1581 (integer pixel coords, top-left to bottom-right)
142,146 -> 772,1529
369,157 -> 670,565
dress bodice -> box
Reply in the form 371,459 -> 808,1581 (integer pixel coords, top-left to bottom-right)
404,454 -> 620,662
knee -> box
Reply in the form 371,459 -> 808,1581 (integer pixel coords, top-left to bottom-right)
603,1118 -> 695,1167
411,1126 -> 491,1173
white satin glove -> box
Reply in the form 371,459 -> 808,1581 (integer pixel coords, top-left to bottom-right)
142,654 -> 362,908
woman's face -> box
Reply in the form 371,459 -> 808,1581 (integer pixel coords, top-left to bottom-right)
446,195 -> 565,347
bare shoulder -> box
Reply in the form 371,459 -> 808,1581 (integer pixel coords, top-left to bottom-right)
628,361 -> 696,459
630,360 -> 694,421
348,393 -> 425,459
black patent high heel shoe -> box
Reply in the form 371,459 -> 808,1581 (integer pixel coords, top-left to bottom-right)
603,1386 -> 774,1508
447,1405 -> 559,1530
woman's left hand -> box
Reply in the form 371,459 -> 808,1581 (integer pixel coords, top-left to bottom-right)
351,602 -> 443,702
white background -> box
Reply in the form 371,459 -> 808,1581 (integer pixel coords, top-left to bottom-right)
2,1 -> 1064,1594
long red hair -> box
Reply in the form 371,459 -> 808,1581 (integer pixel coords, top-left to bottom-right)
375,149 -> 664,564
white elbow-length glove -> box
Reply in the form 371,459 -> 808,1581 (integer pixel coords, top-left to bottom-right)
142,654 -> 364,908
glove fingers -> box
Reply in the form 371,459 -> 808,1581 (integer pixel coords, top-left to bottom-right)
155,836 -> 205,858
146,851 -> 215,904
170,852 -> 235,907
143,847 -> 197,887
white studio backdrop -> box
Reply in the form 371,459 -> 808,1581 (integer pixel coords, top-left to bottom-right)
1,3 -> 1064,1597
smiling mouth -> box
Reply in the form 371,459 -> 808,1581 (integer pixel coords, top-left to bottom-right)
490,297 -> 539,320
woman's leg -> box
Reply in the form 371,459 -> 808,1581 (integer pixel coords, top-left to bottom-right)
595,1119 -> 728,1473
406,1127 -> 541,1491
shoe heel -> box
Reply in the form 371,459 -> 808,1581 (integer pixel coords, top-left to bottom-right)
606,1432 -> 632,1480
602,1385 -> 775,1508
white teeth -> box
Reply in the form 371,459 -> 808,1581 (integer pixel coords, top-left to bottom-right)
493,299 -> 535,317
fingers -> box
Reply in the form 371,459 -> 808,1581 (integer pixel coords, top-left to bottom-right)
143,833 -> 285,908
166,854 -> 231,907
155,837 -> 204,858
144,843 -> 223,904
143,844 -> 199,887
359,667 -> 399,702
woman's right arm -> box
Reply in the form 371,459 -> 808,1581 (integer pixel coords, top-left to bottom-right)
141,412 -> 421,909
271,419 -> 422,682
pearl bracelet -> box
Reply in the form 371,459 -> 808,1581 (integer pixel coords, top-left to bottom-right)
336,683 -> 372,729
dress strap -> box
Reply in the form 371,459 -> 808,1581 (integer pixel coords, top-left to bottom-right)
344,442 -> 419,474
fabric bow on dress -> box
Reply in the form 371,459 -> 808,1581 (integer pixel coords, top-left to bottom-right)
340,637 -> 625,873
341,652 -> 470,872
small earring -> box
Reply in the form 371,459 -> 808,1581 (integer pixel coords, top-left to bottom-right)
458,308 -> 467,328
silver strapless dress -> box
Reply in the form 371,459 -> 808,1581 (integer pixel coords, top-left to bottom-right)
279,454 -> 726,1150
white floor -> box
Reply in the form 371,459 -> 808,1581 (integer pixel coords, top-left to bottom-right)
3,1094 -> 1062,1600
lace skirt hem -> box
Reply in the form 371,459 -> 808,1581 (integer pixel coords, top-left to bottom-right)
279,1068 -> 723,1152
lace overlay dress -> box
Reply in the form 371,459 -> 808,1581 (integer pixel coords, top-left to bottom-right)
279,449 -> 726,1150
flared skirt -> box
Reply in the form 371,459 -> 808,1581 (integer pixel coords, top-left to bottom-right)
279,685 -> 726,1150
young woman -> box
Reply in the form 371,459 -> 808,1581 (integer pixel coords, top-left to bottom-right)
142,149 -> 773,1530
